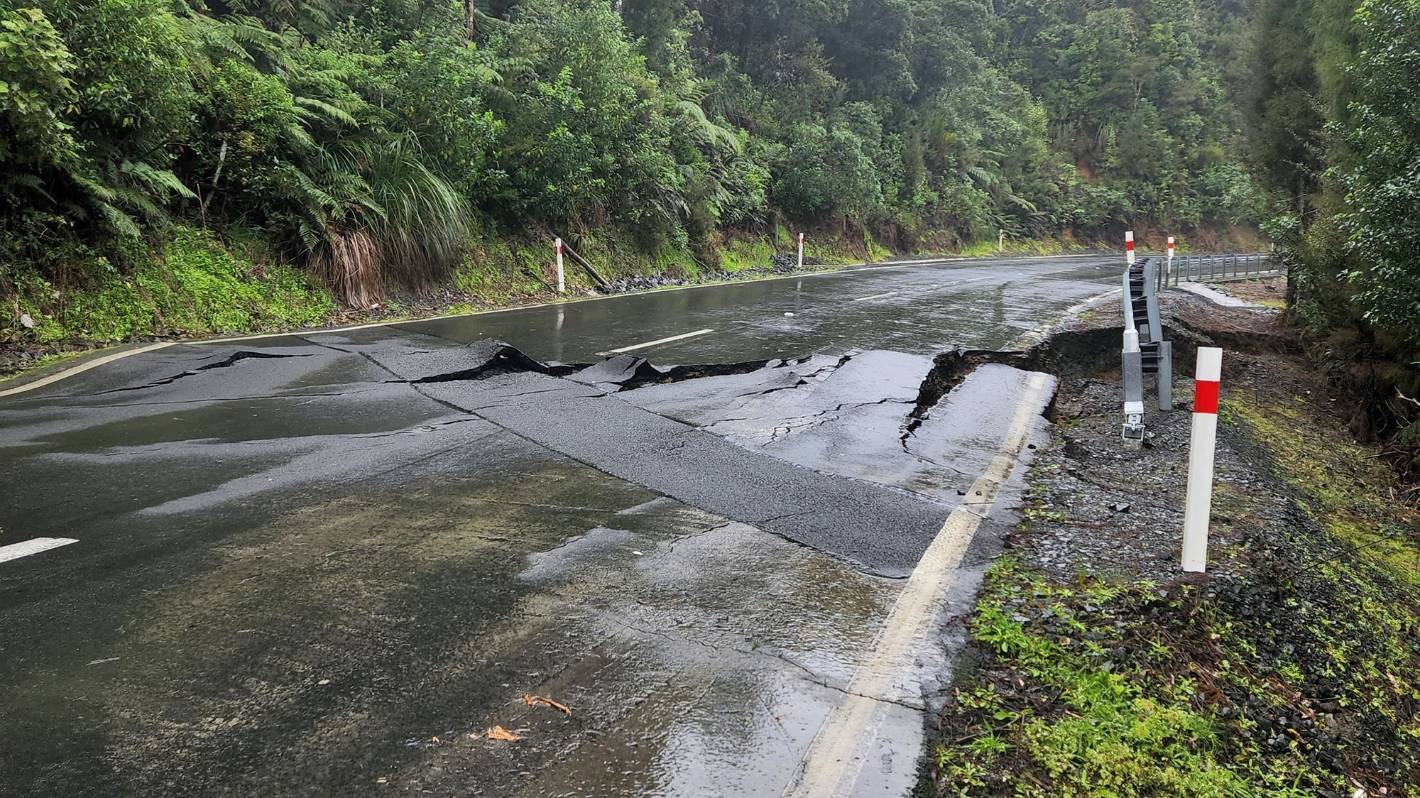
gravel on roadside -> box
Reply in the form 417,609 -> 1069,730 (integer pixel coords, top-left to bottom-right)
923,289 -> 1419,797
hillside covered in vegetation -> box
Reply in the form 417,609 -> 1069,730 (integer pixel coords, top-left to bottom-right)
1247,0 -> 1420,472
1,0 -> 1266,342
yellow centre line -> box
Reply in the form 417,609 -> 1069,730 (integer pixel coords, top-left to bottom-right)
784,371 -> 1052,797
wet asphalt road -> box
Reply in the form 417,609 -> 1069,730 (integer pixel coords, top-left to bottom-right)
0,255 -> 1116,797
404,255 -> 1115,362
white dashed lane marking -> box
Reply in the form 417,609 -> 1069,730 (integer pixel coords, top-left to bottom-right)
604,328 -> 716,355
0,537 -> 78,564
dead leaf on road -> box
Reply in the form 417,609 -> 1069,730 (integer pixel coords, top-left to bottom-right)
486,725 -> 522,742
521,693 -> 572,716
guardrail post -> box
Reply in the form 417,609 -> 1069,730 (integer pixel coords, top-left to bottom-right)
1144,259 -> 1164,344
1123,327 -> 1146,445
1142,259 -> 1173,411
1158,340 -> 1173,410
1121,268 -> 1146,445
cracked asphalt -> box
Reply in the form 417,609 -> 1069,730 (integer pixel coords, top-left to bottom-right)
0,255 -> 1115,796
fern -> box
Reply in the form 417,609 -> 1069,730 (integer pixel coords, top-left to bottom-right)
120,161 -> 196,200
294,96 -> 359,127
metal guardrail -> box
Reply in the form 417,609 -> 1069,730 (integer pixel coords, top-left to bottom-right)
1122,257 -> 1172,444
1159,253 -> 1282,290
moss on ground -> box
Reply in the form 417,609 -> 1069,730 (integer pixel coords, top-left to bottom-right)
720,236 -> 778,273
953,238 -> 1083,258
1225,397 -> 1420,590
0,349 -> 86,388
934,560 -> 1334,797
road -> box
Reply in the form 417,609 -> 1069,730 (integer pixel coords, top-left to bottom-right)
0,255 -> 1118,797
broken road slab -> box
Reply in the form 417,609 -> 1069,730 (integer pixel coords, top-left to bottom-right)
419,368 -> 955,577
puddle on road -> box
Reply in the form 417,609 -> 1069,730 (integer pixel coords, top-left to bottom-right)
395,497 -> 925,798
623,351 -> 1055,506
12,451 -> 657,797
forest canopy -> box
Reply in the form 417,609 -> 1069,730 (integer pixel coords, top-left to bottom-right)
0,0 -> 1267,308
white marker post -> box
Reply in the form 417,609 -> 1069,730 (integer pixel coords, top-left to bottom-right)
797,232 -> 805,269
998,229 -> 1005,254
555,237 -> 565,294
1182,347 -> 1223,573
1167,236 -> 1176,286
1125,230 -> 1136,266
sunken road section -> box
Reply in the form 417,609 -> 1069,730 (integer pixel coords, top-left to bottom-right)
327,336 -> 1055,578
355,340 -> 969,578
18,335 -> 1058,578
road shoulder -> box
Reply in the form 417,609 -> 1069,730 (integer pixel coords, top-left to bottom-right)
922,295 -> 1420,796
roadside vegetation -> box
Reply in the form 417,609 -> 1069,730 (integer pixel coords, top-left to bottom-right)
1249,0 -> 1420,474
927,305 -> 1420,797
2,0 -> 1267,354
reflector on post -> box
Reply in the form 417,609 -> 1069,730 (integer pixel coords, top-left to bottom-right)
1182,347 -> 1223,573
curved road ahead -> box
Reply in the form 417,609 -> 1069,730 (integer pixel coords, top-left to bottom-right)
0,254 -> 1118,797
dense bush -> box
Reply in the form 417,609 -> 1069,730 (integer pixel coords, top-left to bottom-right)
2,0 -> 1270,324
1249,0 -> 1420,466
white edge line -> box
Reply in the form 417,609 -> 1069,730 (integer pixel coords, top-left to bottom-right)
851,291 -> 899,302
783,373 -> 1051,797
0,537 -> 79,564
1006,287 -> 1122,350
0,343 -> 175,398
605,328 -> 715,355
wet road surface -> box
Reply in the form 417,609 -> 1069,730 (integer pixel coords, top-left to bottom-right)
0,255 -> 1114,796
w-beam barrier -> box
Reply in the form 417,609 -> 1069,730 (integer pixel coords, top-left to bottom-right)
1121,256 -> 1174,444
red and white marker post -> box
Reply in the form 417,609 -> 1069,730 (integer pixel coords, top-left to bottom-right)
1125,230 -> 1136,266
1167,236 -> 1176,284
1182,347 -> 1223,573
797,232 -> 805,269
555,237 -> 565,294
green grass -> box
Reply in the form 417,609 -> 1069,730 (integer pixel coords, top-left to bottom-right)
1223,397 -> 1420,590
954,237 -> 1083,258
936,561 -> 1292,798
931,387 -> 1420,797
16,226 -> 336,344
720,236 -> 776,273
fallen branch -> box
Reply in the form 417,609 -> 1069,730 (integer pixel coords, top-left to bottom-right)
557,238 -> 611,292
